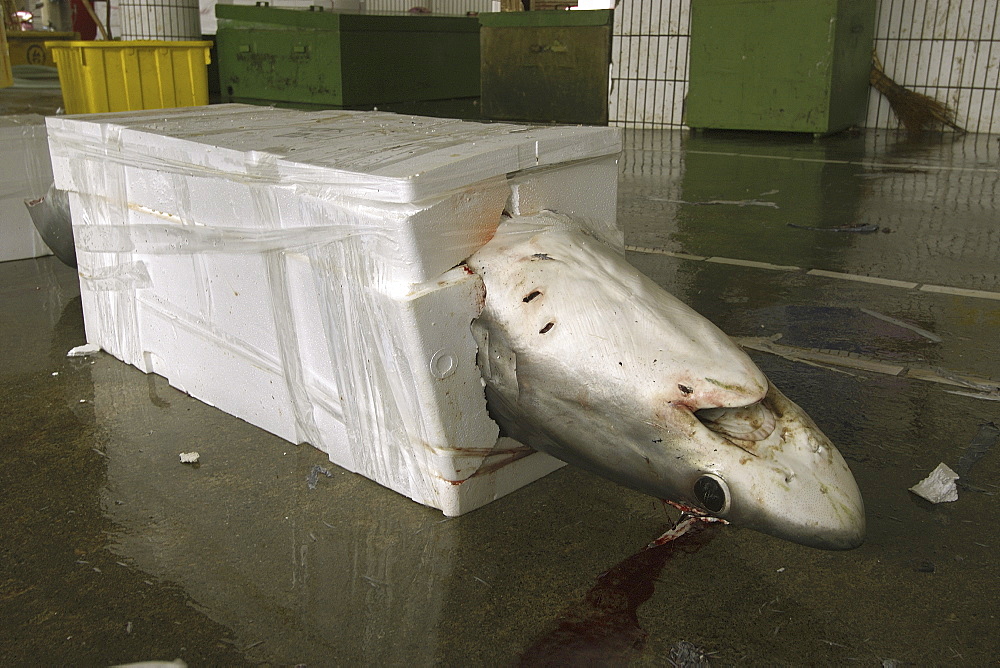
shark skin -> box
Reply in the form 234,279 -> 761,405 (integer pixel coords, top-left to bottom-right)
466,213 -> 865,550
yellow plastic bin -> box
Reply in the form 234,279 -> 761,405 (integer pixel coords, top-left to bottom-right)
1,27 -> 13,89
46,40 -> 212,114
9,31 -> 78,67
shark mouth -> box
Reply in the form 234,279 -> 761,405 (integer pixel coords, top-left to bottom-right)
695,400 -> 776,443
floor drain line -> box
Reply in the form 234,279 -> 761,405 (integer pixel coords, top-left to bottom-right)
625,246 -> 1000,302
734,335 -> 1000,399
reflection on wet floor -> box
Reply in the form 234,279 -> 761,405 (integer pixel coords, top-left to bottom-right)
622,129 -> 1000,291
2,128 -> 998,665
0,88 -> 63,116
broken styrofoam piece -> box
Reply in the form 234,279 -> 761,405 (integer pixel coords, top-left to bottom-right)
48,106 -> 612,516
909,462 -> 959,503
67,343 -> 101,357
179,452 -> 200,464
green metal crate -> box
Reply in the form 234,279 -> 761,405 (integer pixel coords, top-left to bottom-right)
215,6 -> 480,109
687,0 -> 876,135
478,10 -> 612,125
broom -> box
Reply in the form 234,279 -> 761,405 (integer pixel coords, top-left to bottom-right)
870,52 -> 965,135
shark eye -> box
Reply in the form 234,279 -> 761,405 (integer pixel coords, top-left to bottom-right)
694,474 -> 729,514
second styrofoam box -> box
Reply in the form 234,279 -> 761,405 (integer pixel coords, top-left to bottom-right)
47,104 -> 622,515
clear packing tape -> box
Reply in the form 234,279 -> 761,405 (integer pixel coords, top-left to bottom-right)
48,105 -> 621,514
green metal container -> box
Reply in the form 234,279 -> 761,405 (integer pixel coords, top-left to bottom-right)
687,0 -> 876,135
478,10 -> 613,125
215,6 -> 480,109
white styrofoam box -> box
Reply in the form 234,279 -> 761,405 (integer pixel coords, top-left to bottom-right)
48,105 -> 620,515
0,115 -> 54,263
507,155 -> 622,250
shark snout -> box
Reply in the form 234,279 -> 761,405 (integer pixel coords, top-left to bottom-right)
743,443 -> 866,550
693,384 -> 866,550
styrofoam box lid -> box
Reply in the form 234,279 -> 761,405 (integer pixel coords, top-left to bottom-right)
46,104 -> 622,204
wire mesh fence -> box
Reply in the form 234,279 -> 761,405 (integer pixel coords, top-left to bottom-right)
364,0 -> 490,13
119,0 -> 202,39
610,0 -> 689,128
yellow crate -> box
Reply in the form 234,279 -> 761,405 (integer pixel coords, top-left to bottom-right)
1,27 -> 12,89
8,32 -> 78,68
46,40 -> 212,114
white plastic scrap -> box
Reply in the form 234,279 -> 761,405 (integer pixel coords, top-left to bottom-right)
909,462 -> 959,503
179,452 -> 200,464
67,343 -> 101,357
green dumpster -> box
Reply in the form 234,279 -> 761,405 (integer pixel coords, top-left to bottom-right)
479,9 -> 613,125
215,5 -> 480,110
686,0 -> 876,135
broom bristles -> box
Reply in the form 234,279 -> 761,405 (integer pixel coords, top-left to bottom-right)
870,53 -> 965,135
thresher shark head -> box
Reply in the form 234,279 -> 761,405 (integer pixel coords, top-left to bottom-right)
466,214 -> 865,550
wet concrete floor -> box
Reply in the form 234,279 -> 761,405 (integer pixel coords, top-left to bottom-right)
2,128 -> 999,665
